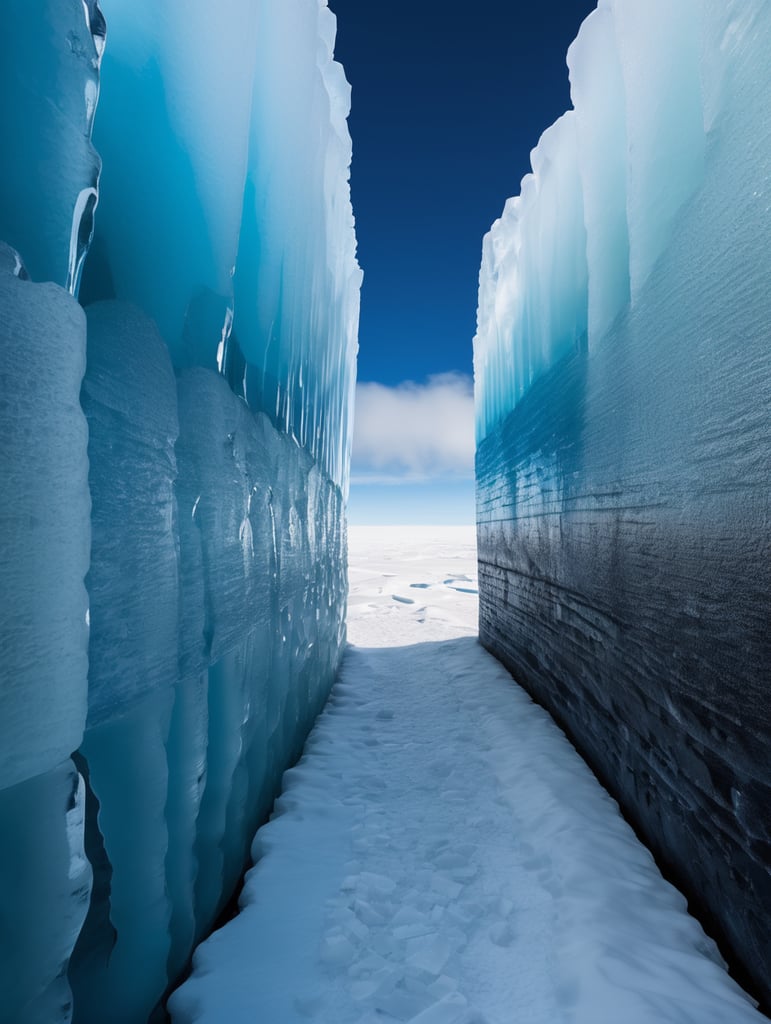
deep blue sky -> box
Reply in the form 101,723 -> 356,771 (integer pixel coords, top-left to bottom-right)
330,0 -> 598,523
329,0 -> 597,388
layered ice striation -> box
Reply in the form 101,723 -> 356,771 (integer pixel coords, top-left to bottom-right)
474,0 -> 771,1005
0,2 -> 359,1022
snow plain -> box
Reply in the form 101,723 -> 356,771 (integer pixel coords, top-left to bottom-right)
170,525 -> 763,1024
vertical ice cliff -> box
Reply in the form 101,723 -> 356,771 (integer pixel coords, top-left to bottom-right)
0,0 -> 104,293
0,2 -> 360,1022
474,0 -> 770,1004
0,244 -> 92,1024
81,0 -> 359,491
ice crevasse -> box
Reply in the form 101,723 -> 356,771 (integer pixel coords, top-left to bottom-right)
0,2 -> 361,1022
474,0 -> 771,1006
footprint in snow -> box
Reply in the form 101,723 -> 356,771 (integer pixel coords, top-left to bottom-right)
392,594 -> 415,605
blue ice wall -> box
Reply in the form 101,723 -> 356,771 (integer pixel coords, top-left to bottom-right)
0,1 -> 104,293
0,3 -> 359,1022
474,0 -> 771,1004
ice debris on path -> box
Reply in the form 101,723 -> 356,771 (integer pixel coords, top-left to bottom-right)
170,529 -> 762,1024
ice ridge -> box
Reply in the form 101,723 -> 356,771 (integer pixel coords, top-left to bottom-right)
473,0 -> 758,442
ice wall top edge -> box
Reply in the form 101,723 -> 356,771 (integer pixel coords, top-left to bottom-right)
473,0 -> 760,444
79,0 -> 360,492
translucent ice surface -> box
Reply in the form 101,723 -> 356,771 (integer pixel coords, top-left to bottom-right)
82,0 -> 260,370
84,0 -> 361,492
0,1 -> 359,1021
0,252 -> 90,1024
0,247 -> 90,789
474,0 -> 763,441
0,1 -> 103,292
234,1 -> 362,490
0,764 -> 91,1024
474,0 -> 771,1004
80,302 -> 180,726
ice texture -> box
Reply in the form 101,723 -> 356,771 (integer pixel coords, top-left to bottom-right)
69,303 -> 179,1022
72,693 -> 175,1024
82,0 -> 361,492
474,0 -> 771,1004
0,1 -> 103,292
234,1 -> 362,490
0,764 -> 91,1024
170,528 -> 764,1024
475,113 -> 588,436
0,0 -> 358,1021
80,302 -> 180,725
474,0 -> 731,439
0,248 -> 90,789
80,0 -> 259,369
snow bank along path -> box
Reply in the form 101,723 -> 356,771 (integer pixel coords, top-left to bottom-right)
170,526 -> 762,1023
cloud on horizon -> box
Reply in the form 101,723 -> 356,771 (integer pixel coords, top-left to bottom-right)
351,373 -> 475,485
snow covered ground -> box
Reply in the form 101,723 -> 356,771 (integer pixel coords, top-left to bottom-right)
170,526 -> 763,1024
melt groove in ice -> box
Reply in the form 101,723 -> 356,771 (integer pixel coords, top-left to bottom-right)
0,2 -> 359,1022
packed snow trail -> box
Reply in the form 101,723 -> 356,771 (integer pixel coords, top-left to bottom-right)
170,527 -> 762,1024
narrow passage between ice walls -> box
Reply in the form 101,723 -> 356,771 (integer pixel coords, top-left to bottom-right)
168,527 -> 765,1024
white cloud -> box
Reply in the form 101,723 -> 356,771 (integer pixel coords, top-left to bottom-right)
352,373 -> 475,483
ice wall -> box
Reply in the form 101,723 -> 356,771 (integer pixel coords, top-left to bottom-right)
475,0 -> 713,440
81,0 -> 360,491
0,2 -> 359,1022
0,245 -> 92,1024
0,1 -> 104,293
474,0 -> 771,1005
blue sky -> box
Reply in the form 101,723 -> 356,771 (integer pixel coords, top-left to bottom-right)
329,0 -> 597,523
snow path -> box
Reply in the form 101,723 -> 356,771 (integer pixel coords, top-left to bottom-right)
170,527 -> 762,1024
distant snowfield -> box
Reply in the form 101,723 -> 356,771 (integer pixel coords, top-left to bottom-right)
170,526 -> 762,1024
346,525 -> 479,646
